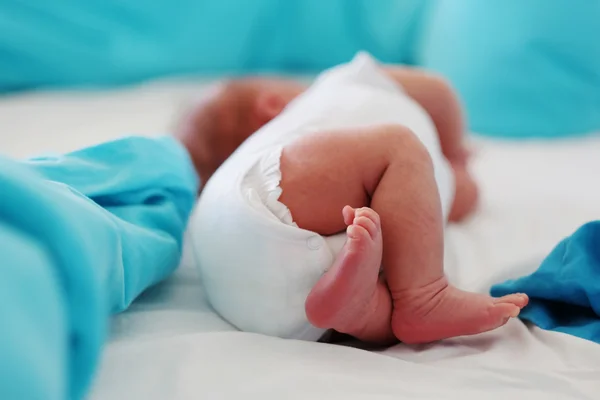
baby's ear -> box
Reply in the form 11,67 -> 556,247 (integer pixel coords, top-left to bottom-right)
255,91 -> 287,123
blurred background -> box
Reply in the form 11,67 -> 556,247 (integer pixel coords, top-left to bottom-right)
0,0 -> 599,140
2,3 -> 600,399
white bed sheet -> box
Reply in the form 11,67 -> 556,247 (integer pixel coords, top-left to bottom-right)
1,80 -> 599,400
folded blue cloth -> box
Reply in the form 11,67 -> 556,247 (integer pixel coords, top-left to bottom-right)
0,136 -> 198,399
491,221 -> 600,343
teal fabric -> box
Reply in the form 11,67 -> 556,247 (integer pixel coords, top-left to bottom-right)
491,221 -> 600,343
0,0 -> 428,91
0,137 -> 198,399
417,0 -> 600,138
2,0 -> 599,135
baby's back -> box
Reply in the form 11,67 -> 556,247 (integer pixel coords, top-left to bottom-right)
237,52 -> 442,163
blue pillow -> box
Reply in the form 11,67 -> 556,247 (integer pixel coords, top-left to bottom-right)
0,0 -> 428,91
416,0 -> 600,138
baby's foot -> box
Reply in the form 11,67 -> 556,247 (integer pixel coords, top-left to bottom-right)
305,206 -> 394,343
391,277 -> 529,344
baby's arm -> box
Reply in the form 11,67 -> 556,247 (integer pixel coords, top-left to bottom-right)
383,67 -> 468,164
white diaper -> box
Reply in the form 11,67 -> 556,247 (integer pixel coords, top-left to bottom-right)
189,52 -> 454,341
190,145 -> 337,340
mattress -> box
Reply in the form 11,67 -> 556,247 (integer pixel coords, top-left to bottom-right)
1,79 -> 600,400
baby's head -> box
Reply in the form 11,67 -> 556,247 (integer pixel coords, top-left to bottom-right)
177,78 -> 306,184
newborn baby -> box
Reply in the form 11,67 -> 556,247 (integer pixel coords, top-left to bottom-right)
186,53 -> 528,344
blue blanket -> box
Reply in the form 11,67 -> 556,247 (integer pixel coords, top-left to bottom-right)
0,137 -> 198,400
491,221 -> 600,343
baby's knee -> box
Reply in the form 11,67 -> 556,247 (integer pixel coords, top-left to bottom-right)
371,125 -> 433,167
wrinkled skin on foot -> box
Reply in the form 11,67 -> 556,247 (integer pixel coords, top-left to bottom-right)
306,206 -> 529,345
390,278 -> 529,344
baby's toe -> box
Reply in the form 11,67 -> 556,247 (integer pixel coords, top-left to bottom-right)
342,205 -> 356,226
353,215 -> 378,238
355,207 -> 381,227
493,293 -> 529,308
346,224 -> 371,243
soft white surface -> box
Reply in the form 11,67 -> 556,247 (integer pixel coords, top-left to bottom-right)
2,80 -> 600,400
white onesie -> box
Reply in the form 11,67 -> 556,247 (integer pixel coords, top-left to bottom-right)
188,52 -> 454,341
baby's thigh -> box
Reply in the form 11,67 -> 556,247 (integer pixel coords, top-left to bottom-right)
278,125 -> 417,235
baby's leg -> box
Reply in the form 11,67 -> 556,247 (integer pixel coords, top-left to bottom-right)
279,127 -> 395,344
384,68 -> 467,162
279,125 -> 528,344
384,68 -> 478,221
